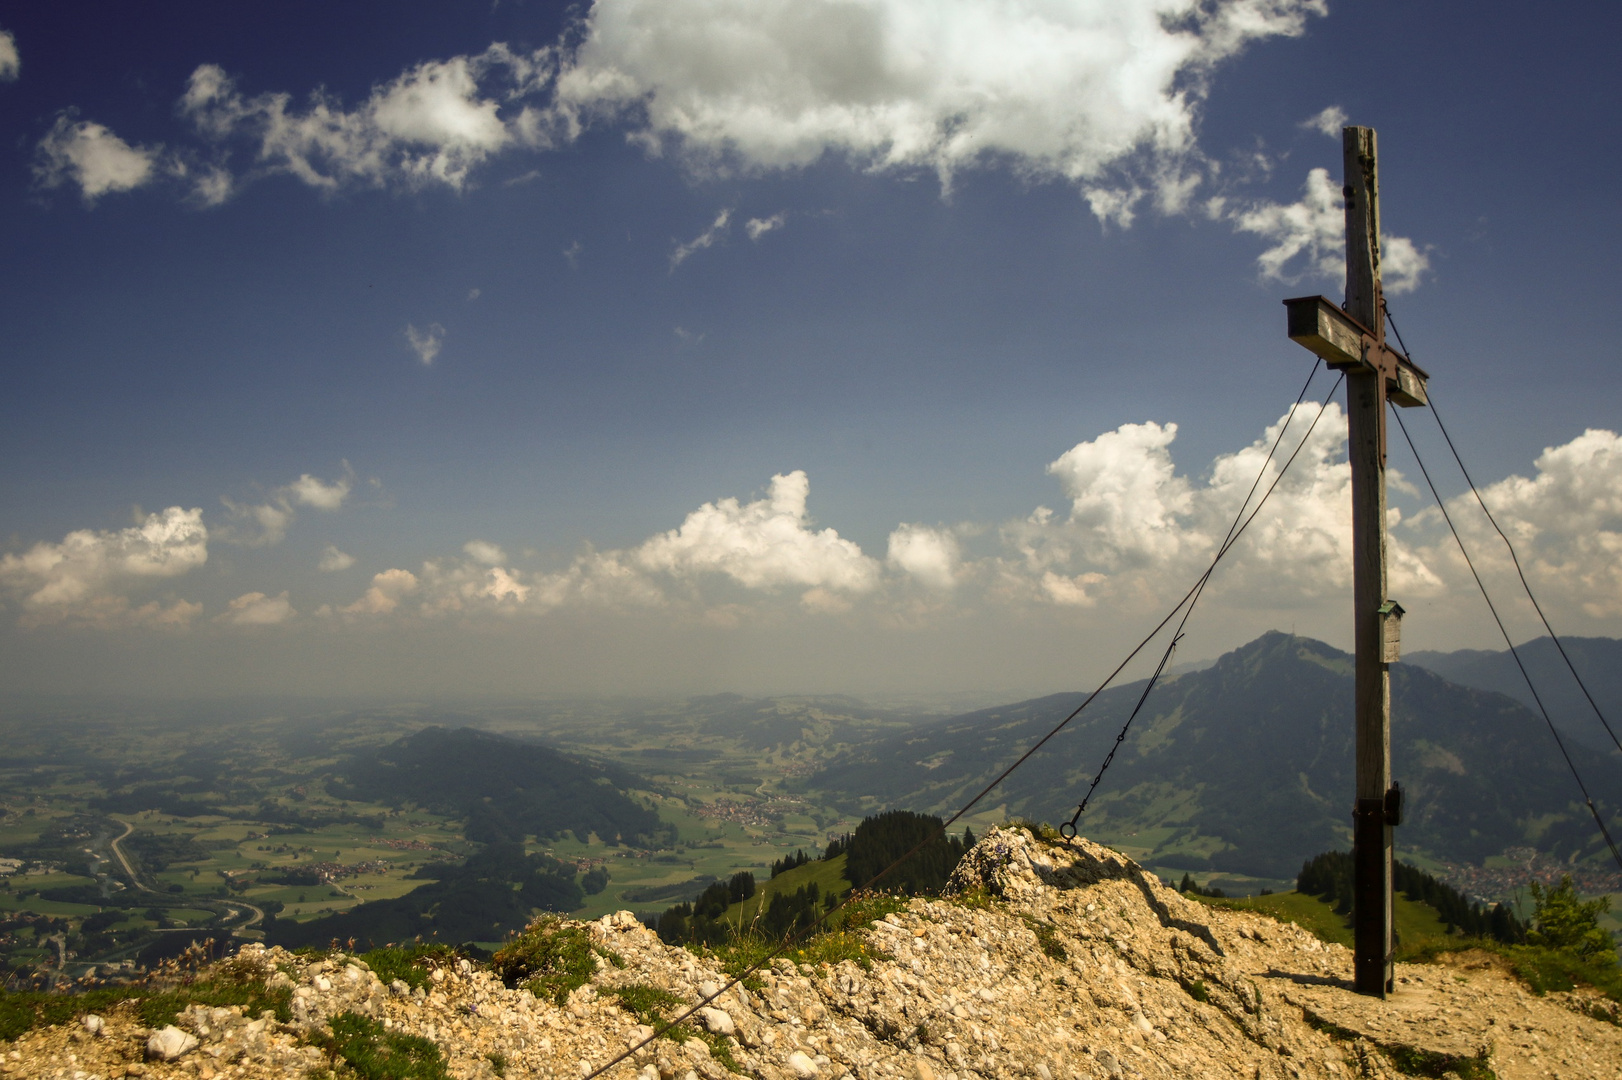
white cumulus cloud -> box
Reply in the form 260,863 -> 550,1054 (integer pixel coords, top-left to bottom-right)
1046,420 -> 1195,567
61,1 -> 1331,223
33,2 -> 1438,290
1300,105 -> 1347,138
670,209 -> 731,269
33,112 -> 161,203
218,590 -> 296,626
318,545 -> 356,571
288,473 -> 352,510
746,213 -> 786,241
888,524 -> 962,590
179,47 -> 547,194
0,507 -> 207,628
1229,167 -> 1430,295
406,323 -> 445,365
314,420 -> 1622,644
344,568 -> 420,616
0,28 -> 19,82
1406,428 -> 1622,619
463,540 -> 507,565
221,469 -> 353,546
338,469 -> 879,620
634,470 -> 880,595
553,0 -> 1326,202
1000,400 -> 1394,610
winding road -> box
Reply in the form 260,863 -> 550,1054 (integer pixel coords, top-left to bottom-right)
106,818 -> 139,886
105,816 -> 266,936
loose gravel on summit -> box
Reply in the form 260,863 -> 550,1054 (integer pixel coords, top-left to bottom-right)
4,827 -> 1618,1079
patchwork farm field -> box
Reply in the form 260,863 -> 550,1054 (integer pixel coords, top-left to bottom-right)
0,694 -> 947,977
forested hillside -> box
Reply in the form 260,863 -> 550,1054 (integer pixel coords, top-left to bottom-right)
334,726 -> 671,848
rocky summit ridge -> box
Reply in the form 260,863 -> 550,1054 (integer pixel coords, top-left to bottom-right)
6,827 -> 1619,1080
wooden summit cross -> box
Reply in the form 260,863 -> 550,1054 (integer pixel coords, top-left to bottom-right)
1283,126 -> 1429,998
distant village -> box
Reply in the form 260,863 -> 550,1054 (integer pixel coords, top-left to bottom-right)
1439,846 -> 1622,902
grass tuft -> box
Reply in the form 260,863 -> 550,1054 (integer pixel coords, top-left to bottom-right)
946,885 -> 996,910
137,977 -> 293,1030
1021,916 -> 1067,961
1006,819 -> 1063,844
315,1011 -> 449,1080
0,986 -> 145,1043
612,983 -> 688,1036
492,917 -> 597,1006
359,944 -> 461,992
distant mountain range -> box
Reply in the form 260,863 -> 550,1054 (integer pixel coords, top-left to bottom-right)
1406,636 -> 1622,756
810,632 -> 1622,880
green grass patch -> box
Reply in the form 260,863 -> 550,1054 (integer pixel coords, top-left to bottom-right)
137,952 -> 294,1029
135,978 -> 293,1030
612,983 -> 688,1032
780,929 -> 889,971
315,1011 -> 449,1080
492,917 -> 597,1006
721,855 -> 853,928
1196,888 -> 1622,1014
1005,819 -> 1063,844
700,892 -> 906,978
1189,889 -> 1460,960
696,1027 -> 743,1073
946,885 -> 995,910
1489,943 -> 1622,1005
833,891 -> 911,931
358,943 -> 462,992
1021,916 -> 1067,961
0,986 -> 145,1042
0,962 -> 292,1043
1190,890 -> 1355,947
607,981 -> 744,1072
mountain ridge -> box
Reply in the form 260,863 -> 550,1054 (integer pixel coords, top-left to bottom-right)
810,631 -> 1622,879
1406,635 -> 1622,755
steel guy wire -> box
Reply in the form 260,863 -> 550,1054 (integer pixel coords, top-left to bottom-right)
580,358 -> 1337,1080
1063,361 -> 1342,832
1389,404 -> 1622,872
1386,307 -> 1622,758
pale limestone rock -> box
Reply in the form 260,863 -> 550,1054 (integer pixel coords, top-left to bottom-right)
8,829 -> 1622,1080
698,1007 -> 734,1036
145,1026 -> 198,1061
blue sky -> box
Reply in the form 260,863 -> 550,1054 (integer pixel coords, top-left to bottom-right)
2,1 -> 1619,698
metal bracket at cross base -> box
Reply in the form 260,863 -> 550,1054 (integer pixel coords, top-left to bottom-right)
1353,783 -> 1405,991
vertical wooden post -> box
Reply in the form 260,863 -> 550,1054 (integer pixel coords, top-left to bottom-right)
1343,126 -> 1395,997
